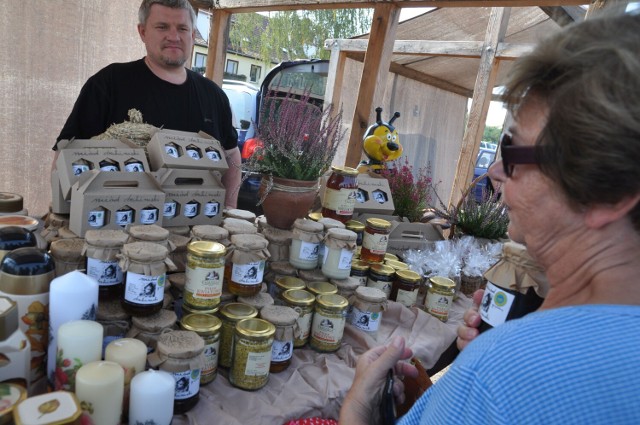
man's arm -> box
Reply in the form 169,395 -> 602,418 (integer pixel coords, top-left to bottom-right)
222,147 -> 242,209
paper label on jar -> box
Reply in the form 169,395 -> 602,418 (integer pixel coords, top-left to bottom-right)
163,202 -> 177,218
362,232 -> 389,254
351,273 -> 368,286
186,149 -> 201,159
312,313 -> 346,344
322,188 -> 356,215
124,162 -> 144,172
115,210 -> 133,226
87,210 -> 105,227
185,265 -> 224,299
87,258 -> 123,286
124,272 -> 165,304
293,309 -> 312,340
204,202 -> 220,217
140,208 -> 158,224
172,369 -> 201,400
367,278 -> 392,298
396,288 -> 418,308
296,241 -> 320,261
271,339 -> 294,362
479,281 -> 516,327
183,203 -> 198,217
203,339 -> 220,377
245,351 -> 271,376
100,164 -> 119,171
350,307 -> 381,332
165,145 -> 179,157
206,150 -> 221,161
426,291 -> 453,318
72,164 -> 90,176
231,261 -> 265,285
337,249 -> 353,269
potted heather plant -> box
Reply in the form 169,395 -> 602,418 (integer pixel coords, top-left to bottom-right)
381,158 -> 433,222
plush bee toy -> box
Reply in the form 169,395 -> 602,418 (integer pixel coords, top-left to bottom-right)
358,107 -> 403,174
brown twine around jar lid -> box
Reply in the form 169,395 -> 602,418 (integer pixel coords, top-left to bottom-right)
291,219 -> 324,243
118,242 -> 176,276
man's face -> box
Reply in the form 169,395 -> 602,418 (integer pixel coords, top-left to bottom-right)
138,4 -> 195,68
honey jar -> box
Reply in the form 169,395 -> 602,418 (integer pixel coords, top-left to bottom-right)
281,289 -> 315,347
425,276 -> 456,322
180,313 -> 222,385
259,305 -> 299,373
289,219 -> 324,270
321,166 -> 359,223
390,269 -> 422,308
321,228 -> 357,279
366,264 -> 395,298
349,286 -> 387,334
228,234 -> 270,297
360,218 -> 391,263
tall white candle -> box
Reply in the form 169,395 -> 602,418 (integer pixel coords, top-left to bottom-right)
47,271 -> 99,387
54,320 -> 103,392
75,361 -> 124,425
105,338 -> 147,421
129,370 -> 175,425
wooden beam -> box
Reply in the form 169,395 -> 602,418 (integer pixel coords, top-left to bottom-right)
205,10 -> 231,85
324,40 -> 348,117
586,0 -> 623,18
449,7 -> 510,208
539,6 -> 585,25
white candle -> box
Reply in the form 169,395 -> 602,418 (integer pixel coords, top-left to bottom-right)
129,370 -> 175,425
75,361 -> 124,425
47,271 -> 99,387
105,338 -> 148,421
54,320 -> 103,392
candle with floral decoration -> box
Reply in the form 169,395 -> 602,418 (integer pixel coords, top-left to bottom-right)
75,361 -> 124,425
105,338 -> 147,422
54,320 -> 103,392
129,369 -> 175,425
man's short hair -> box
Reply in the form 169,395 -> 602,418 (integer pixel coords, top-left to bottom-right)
139,0 -> 196,26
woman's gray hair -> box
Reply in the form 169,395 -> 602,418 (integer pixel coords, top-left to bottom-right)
139,0 -> 196,26
503,12 -> 640,229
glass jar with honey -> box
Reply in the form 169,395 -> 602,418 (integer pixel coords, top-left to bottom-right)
321,166 -> 359,223
360,218 -> 391,263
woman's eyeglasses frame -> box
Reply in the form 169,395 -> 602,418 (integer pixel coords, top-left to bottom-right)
500,133 -> 542,177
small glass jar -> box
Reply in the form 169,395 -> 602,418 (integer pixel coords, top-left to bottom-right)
87,206 -> 107,228
425,276 -> 456,322
237,291 -> 274,312
310,294 -> 349,353
190,225 -> 231,247
345,220 -> 365,256
124,159 -> 145,172
224,209 -> 256,223
273,276 -> 305,305
281,289 -> 315,348
289,219 -> 324,270
127,224 -> 175,252
115,206 -> 134,227
139,207 -> 159,225
228,234 -> 269,297
385,259 -> 410,272
229,318 -> 276,390
390,269 -> 422,308
321,228 -> 357,279
366,264 -> 395,299
222,217 -> 258,236
259,305 -> 299,373
164,143 -> 180,158
321,166 -> 359,223
83,229 -> 129,302
71,158 -> 92,176
348,286 -> 387,334
316,217 -> 345,267
218,303 -> 258,368
180,313 -> 222,385
99,159 -> 119,171
360,218 -> 391,263
49,238 -> 85,277
260,225 -> 293,263
331,276 -> 361,301
126,309 -> 177,353
350,260 -> 370,287
306,281 -> 338,298
184,241 -> 226,311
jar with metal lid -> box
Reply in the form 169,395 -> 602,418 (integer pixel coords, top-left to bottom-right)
306,281 -> 338,297
223,217 -> 258,236
118,242 -> 176,316
331,276 -> 361,301
307,212 -> 322,222
321,228 -> 357,279
0,227 -> 36,262
272,276 -> 305,305
83,229 -> 129,301
310,294 -> 349,352
260,225 -> 293,263
13,390 -> 81,425
425,276 -> 456,322
49,238 -> 85,277
366,264 -> 395,298
390,269 -> 422,308
281,289 -> 315,347
350,260 -> 370,286
259,305 -> 299,373
127,224 -> 176,253
348,286 -> 387,334
147,330 -> 205,414
360,218 -> 391,263
0,192 -> 27,216
289,219 -> 324,270
229,234 -> 269,297
264,261 -> 297,294
321,166 -> 359,223
345,220 -> 365,256
298,268 -> 325,284
126,309 -> 177,352
0,297 -> 30,392
184,241 -> 226,311
224,208 -> 256,223
97,298 -> 132,352
237,291 -> 274,312
229,318 -> 276,390
182,302 -> 220,319
384,253 -> 399,262
218,303 -> 258,368
316,217 -> 345,267
180,313 -> 222,385
385,259 -> 409,272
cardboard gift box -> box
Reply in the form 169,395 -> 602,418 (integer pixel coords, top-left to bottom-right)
152,168 -> 226,227
51,169 -> 71,215
319,172 -> 395,215
146,129 -> 229,172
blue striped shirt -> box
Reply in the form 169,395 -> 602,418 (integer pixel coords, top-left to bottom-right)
397,305 -> 640,424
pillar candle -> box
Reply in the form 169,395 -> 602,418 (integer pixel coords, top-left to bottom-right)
54,320 -> 103,392
105,338 -> 147,421
129,370 -> 175,425
75,361 -> 124,425
47,271 -> 98,387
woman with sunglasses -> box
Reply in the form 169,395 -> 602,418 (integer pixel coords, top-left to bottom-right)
341,11 -> 640,425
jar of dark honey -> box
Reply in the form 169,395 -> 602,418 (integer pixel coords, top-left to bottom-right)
360,218 -> 391,263
321,166 -> 359,223
390,269 -> 422,308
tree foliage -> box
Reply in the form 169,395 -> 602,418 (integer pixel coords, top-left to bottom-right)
482,125 -> 502,144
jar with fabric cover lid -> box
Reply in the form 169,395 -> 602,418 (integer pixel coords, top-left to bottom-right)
321,166 -> 359,223
425,276 -> 456,322
331,276 -> 361,302
310,294 -> 349,352
222,217 -> 258,236
147,330 -> 205,413
390,269 -> 422,308
168,233 -> 191,273
306,281 -> 338,297
218,303 -> 258,368
281,289 -> 315,347
316,217 -> 345,267
350,260 -> 370,286
260,225 -> 293,263
97,298 -> 132,352
360,218 -> 391,263
289,219 -> 324,270
126,309 -> 177,352
181,302 -> 220,319
179,313 -> 222,385
49,238 -> 85,277
83,229 -> 129,301
167,272 -> 186,301
40,213 -> 75,244
126,224 -> 176,253
0,226 -> 36,262
224,208 -> 256,223
366,264 -> 395,298
166,226 -> 191,237
229,318 -> 275,390
255,215 -> 268,232
349,286 -> 387,335
298,268 -> 325,284
259,305 -> 299,373
184,241 -> 226,311
237,291 -> 274,312
321,228 -> 357,279
345,220 -> 365,256
272,276 -> 305,305
190,225 -> 231,247
228,234 -> 270,297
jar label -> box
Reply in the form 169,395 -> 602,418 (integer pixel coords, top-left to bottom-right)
206,150 -> 221,161
186,149 -> 201,159
296,241 -> 320,261
479,281 -> 516,327
100,164 -> 119,171
183,203 -> 198,217
245,351 -> 271,376
124,272 -> 165,305
87,210 -> 105,228
203,339 -> 220,378
367,278 -> 392,298
87,258 -> 123,286
350,307 -> 381,332
115,209 -> 133,226
362,232 -> 389,255
351,272 -> 368,286
140,208 -> 158,224
204,202 -> 220,217
322,188 -> 356,215
124,162 -> 144,172
185,265 -> 224,299
72,164 -> 90,176
337,248 -> 353,270
396,288 -> 418,308
231,261 -> 265,285
163,202 -> 177,218
271,339 -> 294,362
165,145 -> 179,158
311,312 -> 346,345
172,368 -> 201,400
293,309 -> 312,340
426,291 -> 453,319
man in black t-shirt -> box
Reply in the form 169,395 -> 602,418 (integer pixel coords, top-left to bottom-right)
54,0 -> 241,208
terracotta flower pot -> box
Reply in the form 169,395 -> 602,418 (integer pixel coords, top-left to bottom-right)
258,175 -> 319,229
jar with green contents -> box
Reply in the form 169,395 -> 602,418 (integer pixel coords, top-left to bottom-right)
366,264 -> 395,299
229,318 -> 275,391
281,289 -> 315,347
273,276 -> 305,305
306,281 -> 338,297
184,241 -> 226,311
218,303 -> 258,368
180,313 -> 222,385
425,276 -> 456,322
310,294 -> 349,352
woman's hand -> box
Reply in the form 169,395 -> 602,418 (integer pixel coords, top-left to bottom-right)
340,336 -> 418,425
456,289 -> 484,351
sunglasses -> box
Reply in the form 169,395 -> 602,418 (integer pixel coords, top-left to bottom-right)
500,133 -> 542,177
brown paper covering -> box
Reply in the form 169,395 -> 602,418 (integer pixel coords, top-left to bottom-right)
292,219 -> 324,243
237,292 -> 275,311
147,330 -> 205,372
223,217 -> 258,235
224,208 -> 256,222
166,226 -> 191,237
268,261 -> 297,277
190,225 -> 231,246
350,286 -> 387,313
230,234 -> 270,264
323,228 -> 357,250
118,242 -> 176,276
298,268 -> 326,282
167,233 -> 190,273
50,238 -> 85,276
126,224 -> 176,252
261,226 -> 293,262
260,305 -> 300,341
96,298 -> 131,321
318,217 -> 345,230
483,241 -> 549,297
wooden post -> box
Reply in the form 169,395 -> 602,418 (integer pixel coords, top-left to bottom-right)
205,9 -> 231,85
323,40 -> 347,119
